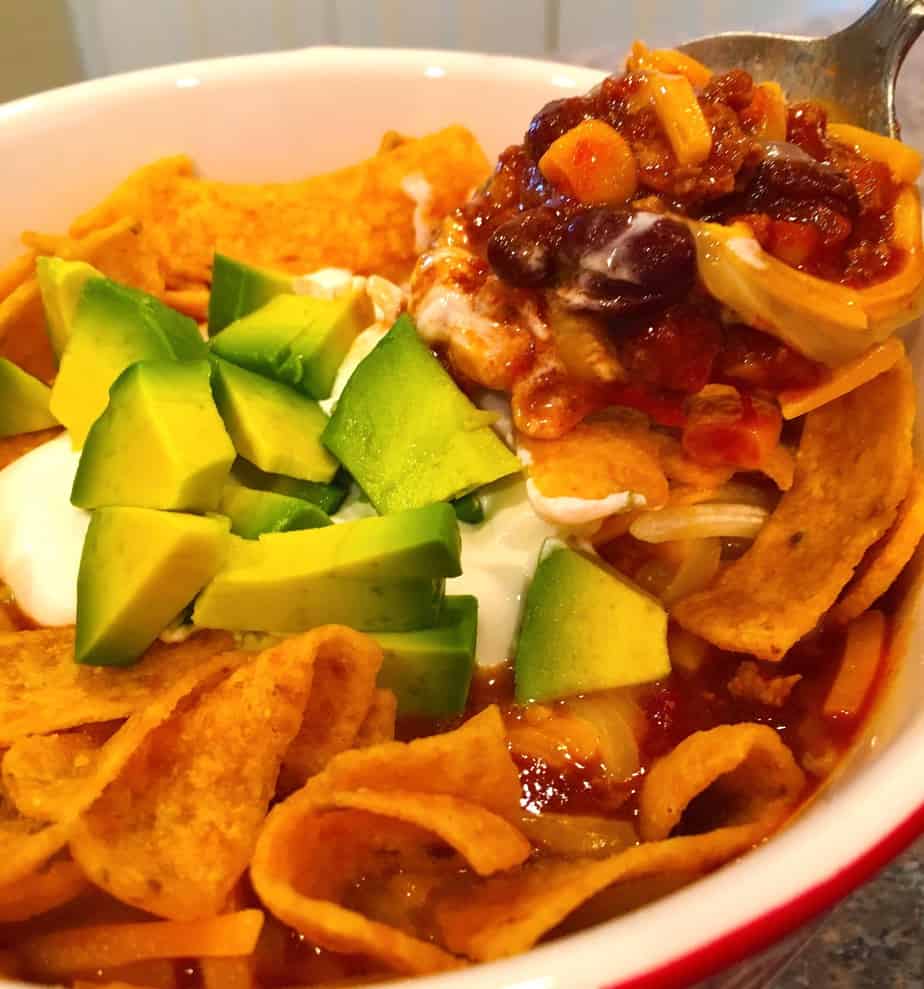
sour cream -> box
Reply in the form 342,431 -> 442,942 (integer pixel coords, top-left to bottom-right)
0,433 -> 89,625
449,478 -> 560,667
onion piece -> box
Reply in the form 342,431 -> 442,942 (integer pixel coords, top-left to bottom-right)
518,812 -> 637,858
565,692 -> 645,781
661,537 -> 721,604
629,503 -> 769,543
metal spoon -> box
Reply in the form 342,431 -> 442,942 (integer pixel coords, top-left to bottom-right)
677,0 -> 924,137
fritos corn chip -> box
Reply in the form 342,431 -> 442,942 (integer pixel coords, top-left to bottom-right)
435,724 -> 804,962
0,628 -> 233,746
0,649 -> 245,888
0,859 -> 87,923
673,361 -> 915,659
4,723 -> 116,822
70,634 -> 320,919
67,128 -> 488,287
831,467 -> 924,624
354,688 -> 398,748
251,708 -> 527,974
281,627 -> 384,789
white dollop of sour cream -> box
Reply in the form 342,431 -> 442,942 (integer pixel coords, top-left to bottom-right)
0,433 -> 89,625
400,173 -> 435,253
449,478 -> 560,667
525,481 -> 647,526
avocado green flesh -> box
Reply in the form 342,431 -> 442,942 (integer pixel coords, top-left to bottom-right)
71,360 -> 235,512
374,596 -> 478,717
76,508 -> 229,666
232,458 -> 348,515
207,253 -> 293,337
0,358 -> 57,438
49,278 -> 207,447
323,316 -> 520,514
219,477 -> 331,539
210,289 -> 373,399
210,357 -> 338,483
192,504 -> 460,634
35,257 -> 100,360
231,502 -> 460,579
194,561 -> 444,635
452,492 -> 485,525
514,544 -> 671,704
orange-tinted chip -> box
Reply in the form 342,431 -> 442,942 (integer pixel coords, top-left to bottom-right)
281,627 -> 383,789
673,361 -> 915,659
71,634 -> 318,919
0,628 -> 233,746
831,467 -> 924,624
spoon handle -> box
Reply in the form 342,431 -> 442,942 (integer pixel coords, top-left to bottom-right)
838,0 -> 924,73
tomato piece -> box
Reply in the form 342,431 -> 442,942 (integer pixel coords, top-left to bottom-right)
607,383 -> 687,428
716,324 -> 825,393
766,219 -> 822,267
682,384 -> 782,470
619,305 -> 722,394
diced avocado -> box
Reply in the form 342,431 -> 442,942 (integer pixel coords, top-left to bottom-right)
195,567 -> 443,635
219,475 -> 331,538
71,360 -> 235,512
193,503 -> 460,634
210,356 -> 338,483
49,278 -> 208,447
207,253 -> 293,336
452,492 -> 485,525
232,458 -> 348,515
210,289 -> 374,399
75,508 -> 229,666
514,543 -> 671,704
323,316 -> 520,514
374,596 -> 478,717
36,257 -> 100,360
0,358 -> 58,437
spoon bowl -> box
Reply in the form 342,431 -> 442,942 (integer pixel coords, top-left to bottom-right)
678,0 -> 924,137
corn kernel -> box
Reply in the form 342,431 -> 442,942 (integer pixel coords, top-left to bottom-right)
626,40 -> 712,89
639,71 -> 712,166
539,119 -> 638,206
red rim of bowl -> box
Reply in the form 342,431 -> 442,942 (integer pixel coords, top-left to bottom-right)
603,800 -> 924,989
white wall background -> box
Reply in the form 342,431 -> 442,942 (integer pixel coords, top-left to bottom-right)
66,0 -> 863,80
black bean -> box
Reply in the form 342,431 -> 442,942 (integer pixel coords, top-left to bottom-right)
743,156 -> 860,220
555,208 -> 696,317
487,207 -> 563,288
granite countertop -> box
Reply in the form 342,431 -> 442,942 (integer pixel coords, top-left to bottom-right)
774,837 -> 924,987
566,22 -> 924,989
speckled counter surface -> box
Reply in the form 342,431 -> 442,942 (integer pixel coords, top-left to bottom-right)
771,837 -> 924,988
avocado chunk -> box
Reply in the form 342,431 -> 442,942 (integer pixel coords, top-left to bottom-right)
514,543 -> 671,704
210,289 -> 374,399
323,316 -> 520,513
207,253 -> 293,337
210,356 -> 338,483
219,475 -> 331,538
50,278 -> 207,447
36,257 -> 100,360
76,508 -> 229,666
71,360 -> 235,512
0,358 -> 57,437
232,458 -> 348,515
374,596 -> 478,717
193,503 -> 460,634
452,492 -> 485,525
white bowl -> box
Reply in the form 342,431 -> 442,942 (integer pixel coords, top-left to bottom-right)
1,46 -> 922,989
